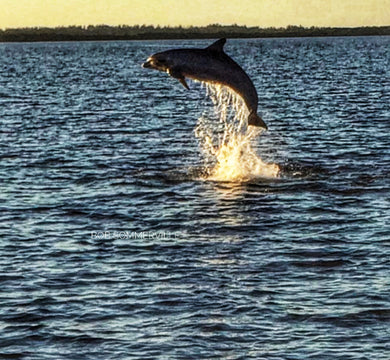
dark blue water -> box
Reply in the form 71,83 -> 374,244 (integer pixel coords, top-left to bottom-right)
1,37 -> 389,359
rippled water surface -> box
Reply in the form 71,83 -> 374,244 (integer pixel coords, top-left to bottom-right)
1,37 -> 389,359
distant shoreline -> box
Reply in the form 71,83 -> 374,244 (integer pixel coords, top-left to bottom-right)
1,25 -> 389,42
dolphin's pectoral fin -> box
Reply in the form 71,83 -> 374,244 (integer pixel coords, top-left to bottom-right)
178,77 -> 190,90
206,38 -> 226,53
168,68 -> 189,90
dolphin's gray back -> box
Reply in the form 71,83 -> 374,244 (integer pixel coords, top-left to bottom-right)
163,48 -> 258,113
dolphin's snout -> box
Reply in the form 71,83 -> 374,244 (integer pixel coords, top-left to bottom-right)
142,61 -> 151,68
142,56 -> 154,69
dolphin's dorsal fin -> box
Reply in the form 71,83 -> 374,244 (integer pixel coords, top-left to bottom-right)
206,38 -> 226,52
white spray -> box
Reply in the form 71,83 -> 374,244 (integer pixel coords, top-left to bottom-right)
194,83 -> 279,182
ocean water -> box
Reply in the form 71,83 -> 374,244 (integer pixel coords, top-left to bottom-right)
0,37 -> 389,359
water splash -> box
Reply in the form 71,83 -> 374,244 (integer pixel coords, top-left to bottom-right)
194,83 -> 280,182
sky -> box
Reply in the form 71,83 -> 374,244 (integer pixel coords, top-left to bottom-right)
0,0 -> 389,29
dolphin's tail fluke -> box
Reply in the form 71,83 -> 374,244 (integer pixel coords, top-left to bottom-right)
248,112 -> 268,130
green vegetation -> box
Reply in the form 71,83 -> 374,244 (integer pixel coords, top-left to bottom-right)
1,24 -> 389,42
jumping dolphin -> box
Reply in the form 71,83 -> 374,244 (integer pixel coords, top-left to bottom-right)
142,38 -> 267,129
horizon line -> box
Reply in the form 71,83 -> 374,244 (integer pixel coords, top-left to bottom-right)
2,23 -> 390,31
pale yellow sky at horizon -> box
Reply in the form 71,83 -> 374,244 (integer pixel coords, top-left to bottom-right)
0,0 -> 389,29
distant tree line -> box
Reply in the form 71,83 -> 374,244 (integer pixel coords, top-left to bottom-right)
0,24 -> 389,42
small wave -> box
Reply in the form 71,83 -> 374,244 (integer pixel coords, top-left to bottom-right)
285,308 -> 390,327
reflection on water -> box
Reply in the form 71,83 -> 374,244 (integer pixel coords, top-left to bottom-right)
0,37 -> 389,360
